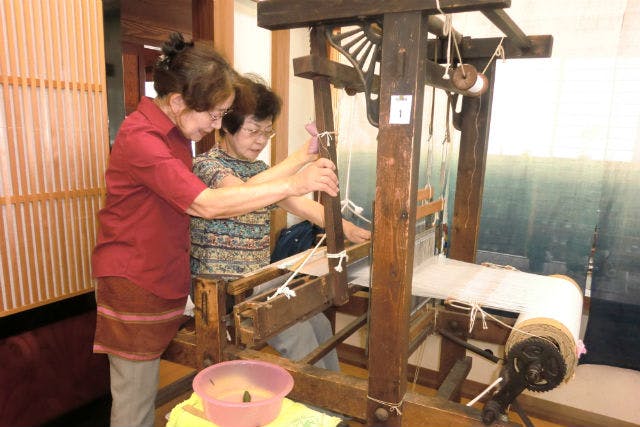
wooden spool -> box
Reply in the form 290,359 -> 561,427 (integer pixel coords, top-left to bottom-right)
451,64 -> 479,91
452,64 -> 489,97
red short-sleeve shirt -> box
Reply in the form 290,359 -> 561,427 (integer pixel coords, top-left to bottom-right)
92,97 -> 207,299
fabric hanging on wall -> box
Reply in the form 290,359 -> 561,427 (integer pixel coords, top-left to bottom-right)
333,0 -> 640,371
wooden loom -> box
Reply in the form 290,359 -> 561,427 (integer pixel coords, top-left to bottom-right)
163,1 -> 554,426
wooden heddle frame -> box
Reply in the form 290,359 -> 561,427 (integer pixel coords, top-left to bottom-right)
162,1 -> 556,426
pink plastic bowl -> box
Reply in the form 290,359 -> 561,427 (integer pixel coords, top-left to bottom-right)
192,360 -> 294,427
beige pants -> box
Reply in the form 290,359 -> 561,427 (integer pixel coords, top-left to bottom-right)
109,354 -> 159,427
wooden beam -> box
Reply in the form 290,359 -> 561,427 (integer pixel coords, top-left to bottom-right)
194,277 -> 227,367
437,356 -> 473,400
416,198 -> 444,220
408,303 -> 437,355
257,0 -> 512,30
121,0 -> 191,46
449,59 -> 497,263
228,347 -> 519,427
427,15 -> 463,44
155,370 -> 197,407
192,0 -> 214,45
299,312 -> 368,366
293,54 -> 373,94
294,54 -> 468,96
339,344 -> 634,427
309,26 -> 350,306
461,35 -> 553,60
234,276 -> 334,344
481,9 -> 531,49
367,11 -> 429,426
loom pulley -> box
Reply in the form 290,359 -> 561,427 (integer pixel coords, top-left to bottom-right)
481,336 -> 567,425
451,63 -> 489,97
508,337 -> 566,392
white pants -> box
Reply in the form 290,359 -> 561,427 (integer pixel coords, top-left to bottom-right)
268,312 -> 340,371
108,354 -> 159,427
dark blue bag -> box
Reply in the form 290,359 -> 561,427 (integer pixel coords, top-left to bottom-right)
270,220 -> 324,263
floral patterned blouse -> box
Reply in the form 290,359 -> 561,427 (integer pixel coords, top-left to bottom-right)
190,148 -> 275,278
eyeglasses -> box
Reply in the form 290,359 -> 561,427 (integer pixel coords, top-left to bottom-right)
241,127 -> 276,141
208,108 -> 233,122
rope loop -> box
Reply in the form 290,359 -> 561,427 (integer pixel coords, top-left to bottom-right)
446,299 -> 488,333
316,131 -> 337,147
327,250 -> 348,272
269,234 -> 327,300
366,395 -> 405,416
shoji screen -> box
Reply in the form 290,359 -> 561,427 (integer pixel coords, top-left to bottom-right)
0,0 -> 109,315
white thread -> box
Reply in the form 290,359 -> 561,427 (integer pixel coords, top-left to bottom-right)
268,234 -> 327,300
436,0 -> 453,79
466,377 -> 503,407
327,250 -> 348,272
367,395 -> 404,416
445,298 -> 562,348
339,97 -> 372,224
341,199 -> 371,224
482,37 -> 505,75
466,74 -> 486,94
316,131 -> 336,147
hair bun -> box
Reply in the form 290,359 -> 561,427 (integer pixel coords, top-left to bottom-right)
158,32 -> 193,69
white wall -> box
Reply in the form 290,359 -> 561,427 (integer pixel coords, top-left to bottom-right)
233,0 -> 272,165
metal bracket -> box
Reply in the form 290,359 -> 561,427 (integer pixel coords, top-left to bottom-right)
325,20 -> 382,127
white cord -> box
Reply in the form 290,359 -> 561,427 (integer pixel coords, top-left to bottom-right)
268,234 -> 327,300
466,377 -> 503,407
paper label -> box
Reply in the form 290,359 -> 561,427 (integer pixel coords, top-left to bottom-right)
389,95 -> 412,124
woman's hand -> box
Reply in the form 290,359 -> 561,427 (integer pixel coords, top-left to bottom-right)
289,158 -> 338,197
342,219 -> 371,243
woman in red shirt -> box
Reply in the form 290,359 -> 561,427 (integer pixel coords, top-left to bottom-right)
92,33 -> 338,427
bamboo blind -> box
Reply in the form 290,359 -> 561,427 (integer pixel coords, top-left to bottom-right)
0,0 -> 109,316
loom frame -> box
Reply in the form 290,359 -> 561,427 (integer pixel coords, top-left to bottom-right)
162,1 -> 555,425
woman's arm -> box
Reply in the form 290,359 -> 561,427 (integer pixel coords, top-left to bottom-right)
278,196 -> 371,244
186,158 -> 338,219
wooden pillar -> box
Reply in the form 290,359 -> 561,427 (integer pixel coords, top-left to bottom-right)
194,277 -> 228,368
367,11 -> 428,426
269,29 -> 291,252
192,0 -> 214,45
192,0 -> 235,154
449,59 -> 497,263
192,0 -> 215,154
309,26 -> 349,306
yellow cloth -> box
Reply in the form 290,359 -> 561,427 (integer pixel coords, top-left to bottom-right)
167,392 -> 343,427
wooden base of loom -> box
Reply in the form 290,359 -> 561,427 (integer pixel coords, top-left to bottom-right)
163,242 -> 523,426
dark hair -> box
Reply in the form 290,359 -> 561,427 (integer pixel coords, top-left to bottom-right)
153,33 -> 254,114
220,74 -> 281,136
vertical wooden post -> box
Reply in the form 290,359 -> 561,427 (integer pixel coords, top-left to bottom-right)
309,26 -> 349,306
195,277 -> 228,368
270,29 -> 291,252
192,0 -> 216,154
192,0 -> 214,46
367,11 -> 428,426
449,60 -> 497,263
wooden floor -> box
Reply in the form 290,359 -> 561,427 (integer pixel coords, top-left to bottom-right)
153,359 -> 567,427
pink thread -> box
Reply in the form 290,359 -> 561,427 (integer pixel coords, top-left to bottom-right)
305,121 -> 319,154
576,339 -> 587,357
